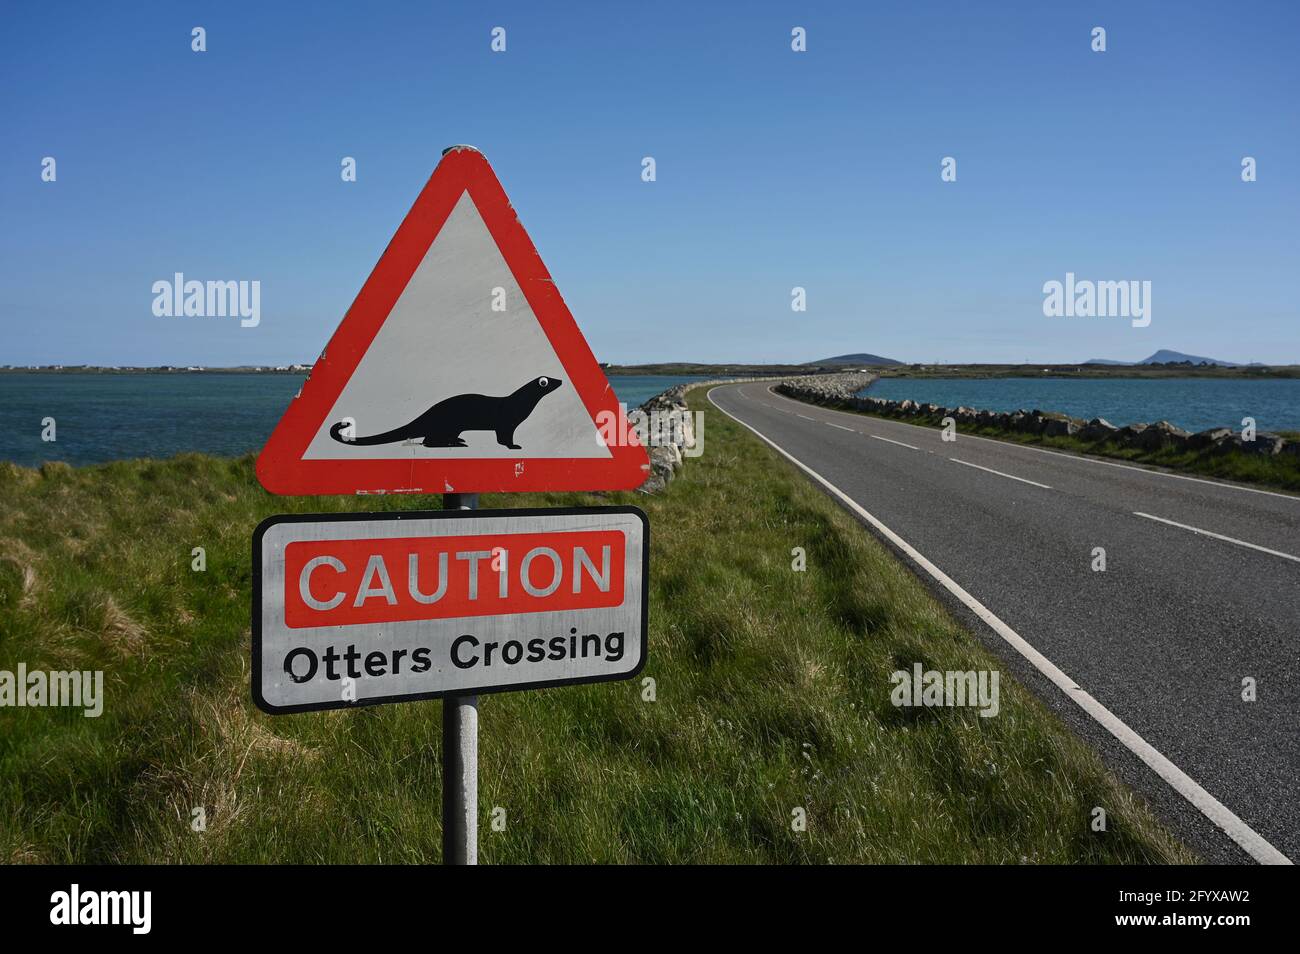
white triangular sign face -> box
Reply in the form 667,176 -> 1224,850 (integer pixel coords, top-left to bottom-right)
302,194 -> 611,462
256,147 -> 648,495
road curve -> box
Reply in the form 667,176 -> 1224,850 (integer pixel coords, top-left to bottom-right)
709,381 -> 1299,864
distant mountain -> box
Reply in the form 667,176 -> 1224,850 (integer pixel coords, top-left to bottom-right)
808,353 -> 904,367
1139,349 -> 1242,366
1083,350 -> 1246,367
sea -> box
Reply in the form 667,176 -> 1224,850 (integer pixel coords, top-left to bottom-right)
0,373 -> 709,468
858,376 -> 1300,434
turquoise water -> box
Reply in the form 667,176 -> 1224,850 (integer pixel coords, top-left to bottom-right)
860,377 -> 1300,433
0,373 -> 708,467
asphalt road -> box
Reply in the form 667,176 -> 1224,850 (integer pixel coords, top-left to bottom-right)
710,381 -> 1299,864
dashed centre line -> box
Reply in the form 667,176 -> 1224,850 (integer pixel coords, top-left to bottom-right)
1134,512 -> 1300,565
870,434 -> 920,451
951,458 -> 1053,490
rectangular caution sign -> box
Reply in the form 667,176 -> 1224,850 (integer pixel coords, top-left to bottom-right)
252,507 -> 648,713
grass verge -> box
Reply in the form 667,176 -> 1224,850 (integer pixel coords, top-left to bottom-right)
0,389 -> 1194,863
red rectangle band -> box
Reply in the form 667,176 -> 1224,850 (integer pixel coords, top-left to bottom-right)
283,530 -> 625,629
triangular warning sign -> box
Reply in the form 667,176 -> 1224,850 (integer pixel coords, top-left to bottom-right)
256,146 -> 649,495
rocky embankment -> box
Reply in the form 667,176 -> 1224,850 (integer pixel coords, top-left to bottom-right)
634,371 -> 876,491
773,382 -> 1300,460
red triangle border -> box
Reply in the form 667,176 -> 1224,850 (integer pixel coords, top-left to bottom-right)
256,147 -> 649,495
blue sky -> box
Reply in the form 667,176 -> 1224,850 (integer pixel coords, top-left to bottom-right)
2,0 -> 1297,366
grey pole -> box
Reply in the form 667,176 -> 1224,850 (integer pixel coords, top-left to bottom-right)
442,492 -> 479,864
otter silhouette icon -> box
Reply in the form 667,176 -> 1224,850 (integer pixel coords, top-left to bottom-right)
331,376 -> 561,450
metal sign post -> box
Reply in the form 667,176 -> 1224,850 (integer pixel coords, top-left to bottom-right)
442,492 -> 478,865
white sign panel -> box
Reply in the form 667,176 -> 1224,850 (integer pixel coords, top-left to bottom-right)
253,507 -> 648,713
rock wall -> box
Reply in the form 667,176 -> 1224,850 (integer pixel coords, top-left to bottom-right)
634,371 -> 876,492
774,384 -> 1300,460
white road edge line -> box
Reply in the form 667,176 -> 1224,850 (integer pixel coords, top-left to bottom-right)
871,434 -> 920,451
758,384 -> 1300,503
826,422 -> 856,432
951,457 -> 1053,490
1134,512 -> 1300,565
708,385 -> 1292,865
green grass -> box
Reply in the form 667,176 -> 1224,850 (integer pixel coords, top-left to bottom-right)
0,390 -> 1194,863
799,398 -> 1300,493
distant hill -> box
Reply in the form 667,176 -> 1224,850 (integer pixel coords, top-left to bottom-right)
808,353 -> 904,367
1084,349 -> 1246,367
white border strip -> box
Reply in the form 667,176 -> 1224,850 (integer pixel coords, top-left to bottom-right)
708,385 -> 1292,865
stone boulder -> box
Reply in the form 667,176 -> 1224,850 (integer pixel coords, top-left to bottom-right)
1133,420 -> 1191,451
1079,418 -> 1119,441
1021,413 -> 1047,434
1188,427 -> 1233,450
1239,432 -> 1285,455
641,444 -> 680,493
1115,423 -> 1149,446
1041,416 -> 1080,437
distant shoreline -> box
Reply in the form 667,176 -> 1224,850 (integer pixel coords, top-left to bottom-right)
5,362 -> 1297,379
